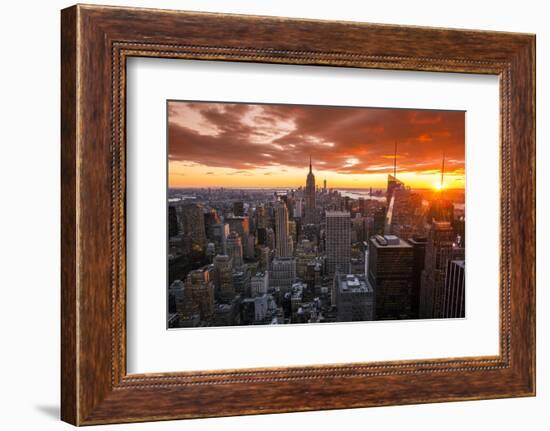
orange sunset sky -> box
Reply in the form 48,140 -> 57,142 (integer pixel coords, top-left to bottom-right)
168,101 -> 465,190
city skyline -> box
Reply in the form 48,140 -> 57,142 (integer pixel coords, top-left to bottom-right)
168,101 -> 465,190
167,100 -> 466,329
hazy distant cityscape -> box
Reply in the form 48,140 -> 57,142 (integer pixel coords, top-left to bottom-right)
167,101 -> 465,329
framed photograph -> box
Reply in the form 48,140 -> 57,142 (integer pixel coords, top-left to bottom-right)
61,4 -> 536,425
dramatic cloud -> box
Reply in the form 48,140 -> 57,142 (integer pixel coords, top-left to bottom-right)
168,101 -> 464,180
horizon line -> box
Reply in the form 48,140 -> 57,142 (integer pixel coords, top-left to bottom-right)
168,185 -> 465,191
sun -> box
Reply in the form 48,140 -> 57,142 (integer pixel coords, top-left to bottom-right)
434,182 -> 444,191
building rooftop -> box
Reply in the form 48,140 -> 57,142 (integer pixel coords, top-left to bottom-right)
408,236 -> 428,245
326,211 -> 351,217
371,234 -> 412,248
272,256 -> 296,263
336,274 -> 373,293
433,221 -> 453,229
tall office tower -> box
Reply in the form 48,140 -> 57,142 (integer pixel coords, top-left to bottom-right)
334,273 -> 375,322
275,201 -> 293,257
233,201 -> 244,216
323,179 -> 327,193
181,267 -> 215,324
386,142 -> 401,204
181,203 -> 207,248
442,260 -> 465,318
407,235 -> 428,318
225,231 -> 244,268
368,235 -> 414,320
420,221 -> 464,318
256,205 -> 268,229
286,196 -> 295,220
295,239 -> 317,279
212,222 -> 229,254
256,227 -> 267,246
225,216 -> 250,240
304,157 -> 317,224
250,271 -> 269,297
270,257 -> 296,293
203,209 -> 221,241
351,216 -> 367,243
213,255 -> 234,303
288,220 -> 297,247
244,233 -> 256,260
386,175 -> 403,204
385,183 -> 423,239
168,205 -> 179,238
293,199 -> 304,219
325,211 -> 351,275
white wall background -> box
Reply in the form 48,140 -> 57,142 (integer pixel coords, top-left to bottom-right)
0,0 -> 546,429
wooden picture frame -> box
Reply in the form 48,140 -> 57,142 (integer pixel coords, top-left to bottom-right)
61,4 -> 535,425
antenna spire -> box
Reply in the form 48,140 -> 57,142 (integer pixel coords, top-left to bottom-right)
393,142 -> 397,178
440,151 -> 446,190
309,155 -> 312,173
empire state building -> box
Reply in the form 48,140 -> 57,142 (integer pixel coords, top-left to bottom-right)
304,156 -> 316,224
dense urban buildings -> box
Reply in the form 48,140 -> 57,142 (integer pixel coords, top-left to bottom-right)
167,155 -> 466,328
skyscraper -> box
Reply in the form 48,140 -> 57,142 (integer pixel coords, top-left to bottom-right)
213,254 -> 234,303
203,209 -> 221,240
408,235 -> 428,319
304,157 -> 316,224
368,234 -> 414,320
211,222 -> 229,254
232,201 -> 244,216
420,221 -> 464,318
386,142 -> 402,204
168,205 -> 179,238
182,267 -> 215,324
225,231 -> 244,267
225,216 -> 250,240
334,273 -> 375,322
275,201 -> 293,257
256,205 -> 268,229
181,203 -> 207,248
441,259 -> 465,318
325,211 -> 351,275
270,257 -> 296,293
